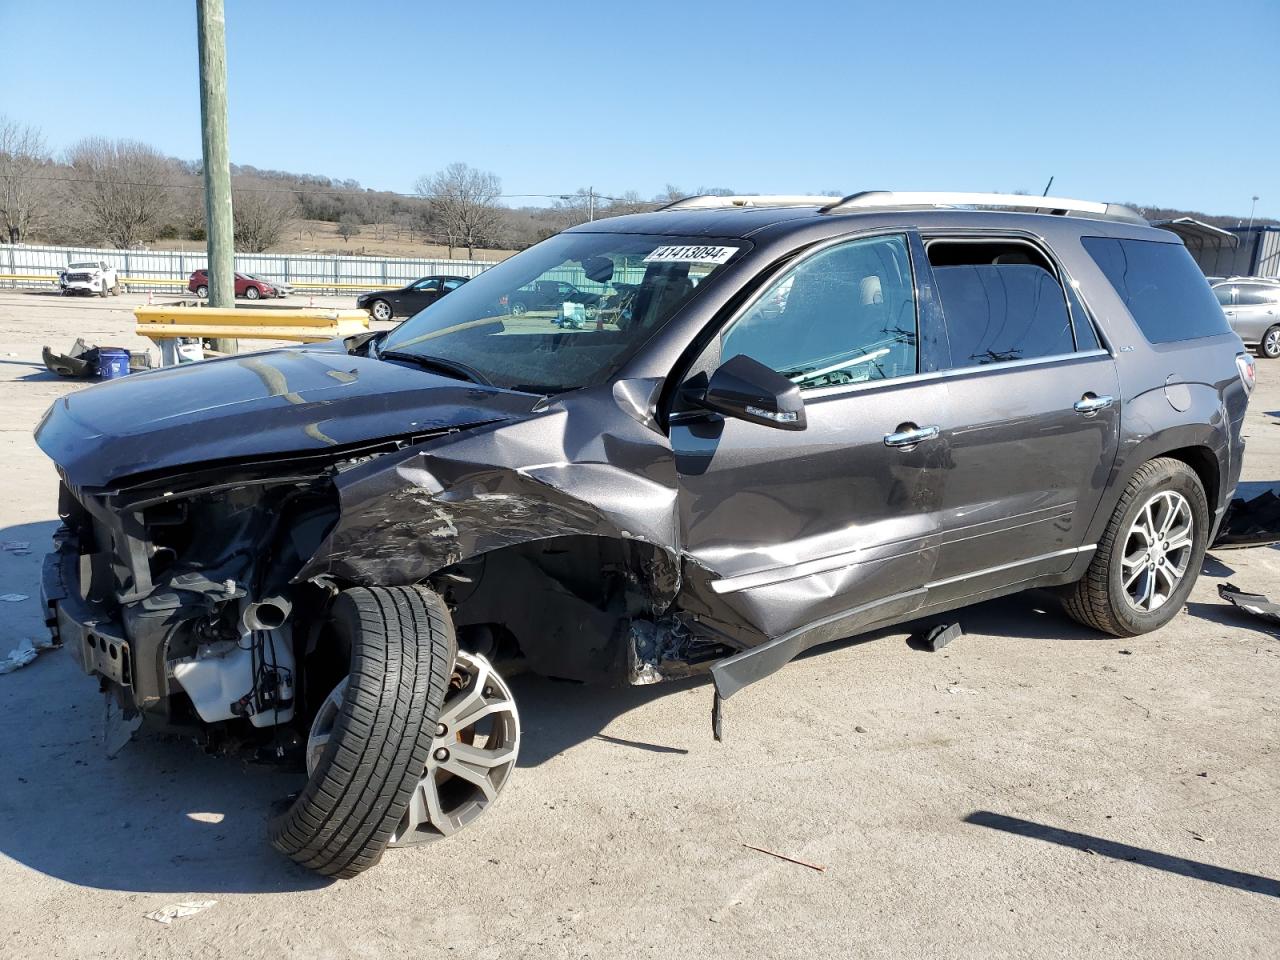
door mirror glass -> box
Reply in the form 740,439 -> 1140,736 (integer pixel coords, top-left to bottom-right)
700,354 -> 806,430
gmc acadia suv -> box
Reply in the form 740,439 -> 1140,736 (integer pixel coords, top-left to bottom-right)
36,191 -> 1252,877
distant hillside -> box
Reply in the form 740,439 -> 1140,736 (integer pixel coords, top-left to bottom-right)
1125,203 -> 1278,229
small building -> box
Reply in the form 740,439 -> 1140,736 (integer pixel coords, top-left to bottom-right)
1156,220 -> 1280,278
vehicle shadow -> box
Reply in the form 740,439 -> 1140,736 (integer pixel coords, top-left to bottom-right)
965,810 -> 1279,897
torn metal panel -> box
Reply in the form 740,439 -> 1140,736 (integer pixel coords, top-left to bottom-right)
1212,481 -> 1280,549
1218,582 -> 1280,624
298,380 -> 685,608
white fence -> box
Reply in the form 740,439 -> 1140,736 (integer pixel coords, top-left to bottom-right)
0,243 -> 499,294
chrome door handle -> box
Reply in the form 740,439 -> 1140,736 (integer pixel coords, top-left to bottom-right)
1074,394 -> 1114,414
884,424 -> 940,447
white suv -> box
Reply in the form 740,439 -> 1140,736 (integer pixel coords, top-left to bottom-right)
1213,277 -> 1280,358
58,260 -> 120,297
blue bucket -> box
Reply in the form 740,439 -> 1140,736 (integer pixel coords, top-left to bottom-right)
96,347 -> 131,380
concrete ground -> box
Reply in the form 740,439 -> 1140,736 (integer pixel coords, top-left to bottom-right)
0,288 -> 1276,959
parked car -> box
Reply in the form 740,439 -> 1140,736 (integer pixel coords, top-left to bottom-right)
58,260 -> 119,297
37,192 -> 1251,878
508,278 -> 602,316
356,276 -> 470,321
1212,277 -> 1280,357
187,269 -> 283,300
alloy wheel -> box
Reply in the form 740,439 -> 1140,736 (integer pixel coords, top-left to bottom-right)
1120,490 -> 1194,612
307,650 -> 519,845
1264,328 -> 1280,359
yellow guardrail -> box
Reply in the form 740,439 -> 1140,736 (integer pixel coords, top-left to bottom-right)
134,305 -> 370,343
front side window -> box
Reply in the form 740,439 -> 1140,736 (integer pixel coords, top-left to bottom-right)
720,234 -> 918,389
1082,237 -> 1231,343
380,233 -> 747,393
927,239 -> 1074,368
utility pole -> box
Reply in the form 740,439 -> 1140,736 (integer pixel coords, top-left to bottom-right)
1247,195 -> 1260,232
196,0 -> 237,356
588,187 -> 595,222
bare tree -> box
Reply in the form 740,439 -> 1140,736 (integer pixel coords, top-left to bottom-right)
414,162 -> 503,259
65,137 -> 175,247
0,116 -> 51,244
232,178 -> 296,252
337,213 -> 361,242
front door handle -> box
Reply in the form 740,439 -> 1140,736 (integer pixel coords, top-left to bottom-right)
884,424 -> 940,447
1074,393 -> 1114,415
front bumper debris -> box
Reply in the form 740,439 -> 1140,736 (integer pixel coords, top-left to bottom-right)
41,538 -> 133,691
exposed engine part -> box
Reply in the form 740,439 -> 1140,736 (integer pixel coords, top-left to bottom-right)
171,627 -> 295,728
242,595 -> 293,632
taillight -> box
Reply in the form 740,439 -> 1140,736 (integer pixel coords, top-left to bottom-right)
1236,352 -> 1256,395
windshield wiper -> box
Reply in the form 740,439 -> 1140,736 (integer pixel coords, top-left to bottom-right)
378,350 -> 492,386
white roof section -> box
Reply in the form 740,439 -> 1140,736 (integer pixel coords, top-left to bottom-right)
660,195 -> 840,210
821,191 -> 1147,224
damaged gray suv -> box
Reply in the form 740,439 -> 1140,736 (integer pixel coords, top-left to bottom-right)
37,191 -> 1253,877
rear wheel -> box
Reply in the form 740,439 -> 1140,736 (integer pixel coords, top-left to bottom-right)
1061,457 -> 1209,636
1260,325 -> 1280,359
195,284 -> 209,299
269,586 -> 455,878
509,301 -> 527,317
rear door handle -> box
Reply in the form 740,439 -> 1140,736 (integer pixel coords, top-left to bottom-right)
1074,393 -> 1114,415
884,424 -> 940,447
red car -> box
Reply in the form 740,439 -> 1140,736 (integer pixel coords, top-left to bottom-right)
188,269 -> 282,300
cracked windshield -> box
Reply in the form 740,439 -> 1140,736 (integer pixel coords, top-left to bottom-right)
379,233 -> 747,393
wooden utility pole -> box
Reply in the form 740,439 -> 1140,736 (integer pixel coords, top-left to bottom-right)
196,0 -> 237,355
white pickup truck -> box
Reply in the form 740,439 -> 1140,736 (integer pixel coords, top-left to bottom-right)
59,260 -> 120,297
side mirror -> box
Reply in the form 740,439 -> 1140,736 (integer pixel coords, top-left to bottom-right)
699,354 -> 806,430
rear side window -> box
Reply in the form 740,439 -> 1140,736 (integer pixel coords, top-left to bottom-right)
1237,284 -> 1280,306
1082,237 -> 1230,343
927,240 -> 1074,368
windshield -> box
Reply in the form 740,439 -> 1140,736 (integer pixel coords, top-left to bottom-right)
379,232 -> 747,392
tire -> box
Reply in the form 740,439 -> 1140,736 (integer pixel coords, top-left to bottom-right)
98,282 -> 109,298
1260,325 -> 1280,359
370,299 -> 392,322
509,301 -> 527,317
196,285 -> 209,299
245,285 -> 261,300
269,585 -> 456,878
1061,457 -> 1209,636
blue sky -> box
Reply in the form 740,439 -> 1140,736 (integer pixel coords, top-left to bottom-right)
2,0 -> 1276,218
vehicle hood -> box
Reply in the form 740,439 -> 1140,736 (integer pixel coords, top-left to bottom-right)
36,344 -> 544,488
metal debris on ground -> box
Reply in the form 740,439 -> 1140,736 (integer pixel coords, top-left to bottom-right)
1217,582 -> 1280,625
1,541 -> 30,552
741,844 -> 826,873
0,593 -> 29,602
143,900 -> 217,925
0,636 -> 55,675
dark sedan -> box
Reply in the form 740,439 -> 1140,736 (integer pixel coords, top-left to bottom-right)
356,276 -> 469,321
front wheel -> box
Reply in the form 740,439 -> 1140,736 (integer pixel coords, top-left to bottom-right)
1259,325 -> 1280,359
369,299 -> 392,322
245,285 -> 261,300
269,586 -> 456,878
1061,457 -> 1209,636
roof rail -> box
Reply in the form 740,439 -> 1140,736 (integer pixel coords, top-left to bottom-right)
820,191 -> 1147,224
658,194 -> 839,211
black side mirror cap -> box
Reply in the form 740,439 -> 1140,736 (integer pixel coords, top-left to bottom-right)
699,354 -> 807,431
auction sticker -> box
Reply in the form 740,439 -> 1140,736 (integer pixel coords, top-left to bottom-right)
643,245 -> 738,265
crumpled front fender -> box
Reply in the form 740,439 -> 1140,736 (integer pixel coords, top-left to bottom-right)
295,379 -> 683,607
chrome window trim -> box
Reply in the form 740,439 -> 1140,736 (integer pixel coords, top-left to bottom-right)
797,348 -> 1111,403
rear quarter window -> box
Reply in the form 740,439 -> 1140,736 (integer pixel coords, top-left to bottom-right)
1082,237 -> 1230,344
